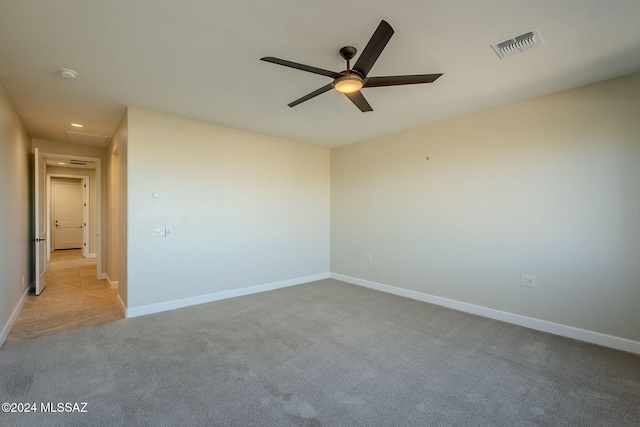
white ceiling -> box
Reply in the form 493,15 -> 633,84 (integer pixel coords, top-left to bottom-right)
1,0 -> 639,148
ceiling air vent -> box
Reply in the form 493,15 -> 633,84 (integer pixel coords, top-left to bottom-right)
69,159 -> 96,169
491,27 -> 543,59
66,131 -> 110,145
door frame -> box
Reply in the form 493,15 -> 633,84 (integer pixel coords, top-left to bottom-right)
40,152 -> 103,280
34,147 -> 48,295
48,175 -> 90,258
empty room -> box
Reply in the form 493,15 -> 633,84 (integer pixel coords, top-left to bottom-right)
0,1 -> 639,426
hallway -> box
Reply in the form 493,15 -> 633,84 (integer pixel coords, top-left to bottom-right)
6,249 -> 123,341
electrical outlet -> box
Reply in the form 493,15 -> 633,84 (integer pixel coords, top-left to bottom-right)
165,226 -> 171,237
365,253 -> 373,262
521,274 -> 536,287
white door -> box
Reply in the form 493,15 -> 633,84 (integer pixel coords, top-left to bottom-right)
53,180 -> 84,250
34,148 -> 48,295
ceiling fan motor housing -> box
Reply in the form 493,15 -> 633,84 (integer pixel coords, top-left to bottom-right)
339,46 -> 357,61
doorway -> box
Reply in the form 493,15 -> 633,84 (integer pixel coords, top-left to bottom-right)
51,177 -> 87,253
7,150 -> 124,341
41,153 -> 103,276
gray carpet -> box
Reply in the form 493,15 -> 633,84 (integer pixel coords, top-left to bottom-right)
1,279 -> 639,426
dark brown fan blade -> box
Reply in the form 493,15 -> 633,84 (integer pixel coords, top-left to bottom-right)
352,20 -> 394,78
364,74 -> 443,87
261,57 -> 341,78
345,91 -> 373,112
288,83 -> 334,107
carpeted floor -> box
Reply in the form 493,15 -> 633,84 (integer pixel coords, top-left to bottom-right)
1,279 -> 639,426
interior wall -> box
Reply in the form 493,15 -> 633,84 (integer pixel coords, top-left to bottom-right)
125,107 -> 330,309
47,167 -> 97,255
107,112 -> 127,297
0,83 -> 31,346
108,149 -> 120,284
331,72 -> 640,342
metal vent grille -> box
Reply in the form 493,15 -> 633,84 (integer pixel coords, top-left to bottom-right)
491,28 -> 543,59
69,159 -> 96,168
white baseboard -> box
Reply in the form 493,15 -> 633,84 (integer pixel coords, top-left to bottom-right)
124,273 -> 331,319
0,289 -> 29,349
106,274 -> 118,289
87,253 -> 97,259
331,273 -> 640,355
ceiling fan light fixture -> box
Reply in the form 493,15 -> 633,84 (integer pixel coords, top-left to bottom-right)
334,75 -> 363,94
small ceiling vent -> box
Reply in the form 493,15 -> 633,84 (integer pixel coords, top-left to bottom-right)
66,131 -> 110,146
491,27 -> 543,59
69,159 -> 96,169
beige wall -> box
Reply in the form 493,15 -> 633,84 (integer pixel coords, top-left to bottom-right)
108,150 -> 120,283
0,83 -> 31,345
331,72 -> 640,342
33,139 -> 107,159
125,107 -> 330,309
107,112 -> 127,302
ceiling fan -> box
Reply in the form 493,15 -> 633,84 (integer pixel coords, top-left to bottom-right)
261,20 -> 442,112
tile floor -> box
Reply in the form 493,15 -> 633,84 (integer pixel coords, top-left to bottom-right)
6,249 -> 123,342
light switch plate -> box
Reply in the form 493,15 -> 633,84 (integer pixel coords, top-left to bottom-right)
521,274 -> 536,287
150,227 -> 166,237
